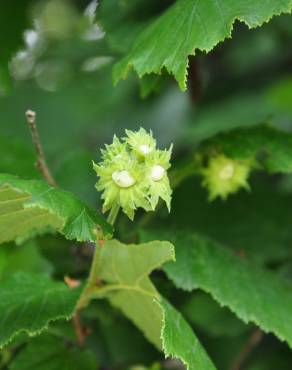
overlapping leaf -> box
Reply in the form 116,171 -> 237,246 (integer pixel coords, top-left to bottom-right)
159,299 -> 216,370
90,239 -> 216,369
10,334 -> 97,370
0,174 -> 112,244
90,239 -> 174,349
0,273 -> 81,348
201,125 -> 292,173
142,230 -> 292,348
113,0 -> 292,90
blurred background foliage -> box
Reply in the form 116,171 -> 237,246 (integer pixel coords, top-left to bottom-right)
1,0 -> 292,369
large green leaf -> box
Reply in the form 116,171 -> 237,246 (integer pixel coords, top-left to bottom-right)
89,239 -> 175,349
10,333 -> 96,370
142,231 -> 292,348
0,241 -> 53,278
201,125 -> 292,173
0,174 -> 112,244
0,273 -> 81,348
113,0 -> 292,90
89,239 -> 216,369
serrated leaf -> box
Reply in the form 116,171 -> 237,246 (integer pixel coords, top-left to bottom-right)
142,230 -> 292,348
202,125 -> 292,173
0,273 -> 81,348
10,333 -> 96,370
90,239 -> 216,369
0,174 -> 112,244
159,298 -> 216,370
113,0 -> 292,90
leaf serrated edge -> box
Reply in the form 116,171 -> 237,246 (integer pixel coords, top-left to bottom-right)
0,286 -> 82,350
155,298 -> 190,369
0,176 -> 112,242
155,298 -> 217,370
171,279 -> 292,349
163,239 -> 292,349
113,2 -> 292,90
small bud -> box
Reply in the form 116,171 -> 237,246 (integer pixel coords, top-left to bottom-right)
125,128 -> 156,157
139,144 -> 152,155
25,110 -> 36,124
112,170 -> 136,188
150,165 -> 165,181
145,147 -> 172,212
219,163 -> 234,180
201,154 -> 251,201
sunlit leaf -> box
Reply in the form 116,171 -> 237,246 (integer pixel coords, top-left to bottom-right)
114,0 -> 292,90
0,174 -> 112,244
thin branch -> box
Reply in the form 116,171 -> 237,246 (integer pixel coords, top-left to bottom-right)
64,276 -> 90,346
72,311 -> 88,347
230,328 -> 264,370
25,110 -> 90,345
25,110 -> 57,187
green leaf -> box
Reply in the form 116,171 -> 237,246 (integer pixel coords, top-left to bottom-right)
164,177 -> 292,265
90,239 -> 216,369
0,241 -> 53,278
142,230 -> 292,348
10,333 -> 96,370
113,0 -> 292,90
91,239 -> 175,349
159,298 -> 216,370
0,174 -> 112,244
202,125 -> 292,173
0,272 -> 81,348
88,301 -> 159,366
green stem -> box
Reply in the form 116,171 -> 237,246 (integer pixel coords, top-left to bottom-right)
170,160 -> 198,188
78,244 -> 101,309
107,204 -> 120,225
87,242 -> 102,288
78,205 -> 120,309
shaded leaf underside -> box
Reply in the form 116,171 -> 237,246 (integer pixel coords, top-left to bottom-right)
91,239 -> 216,369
